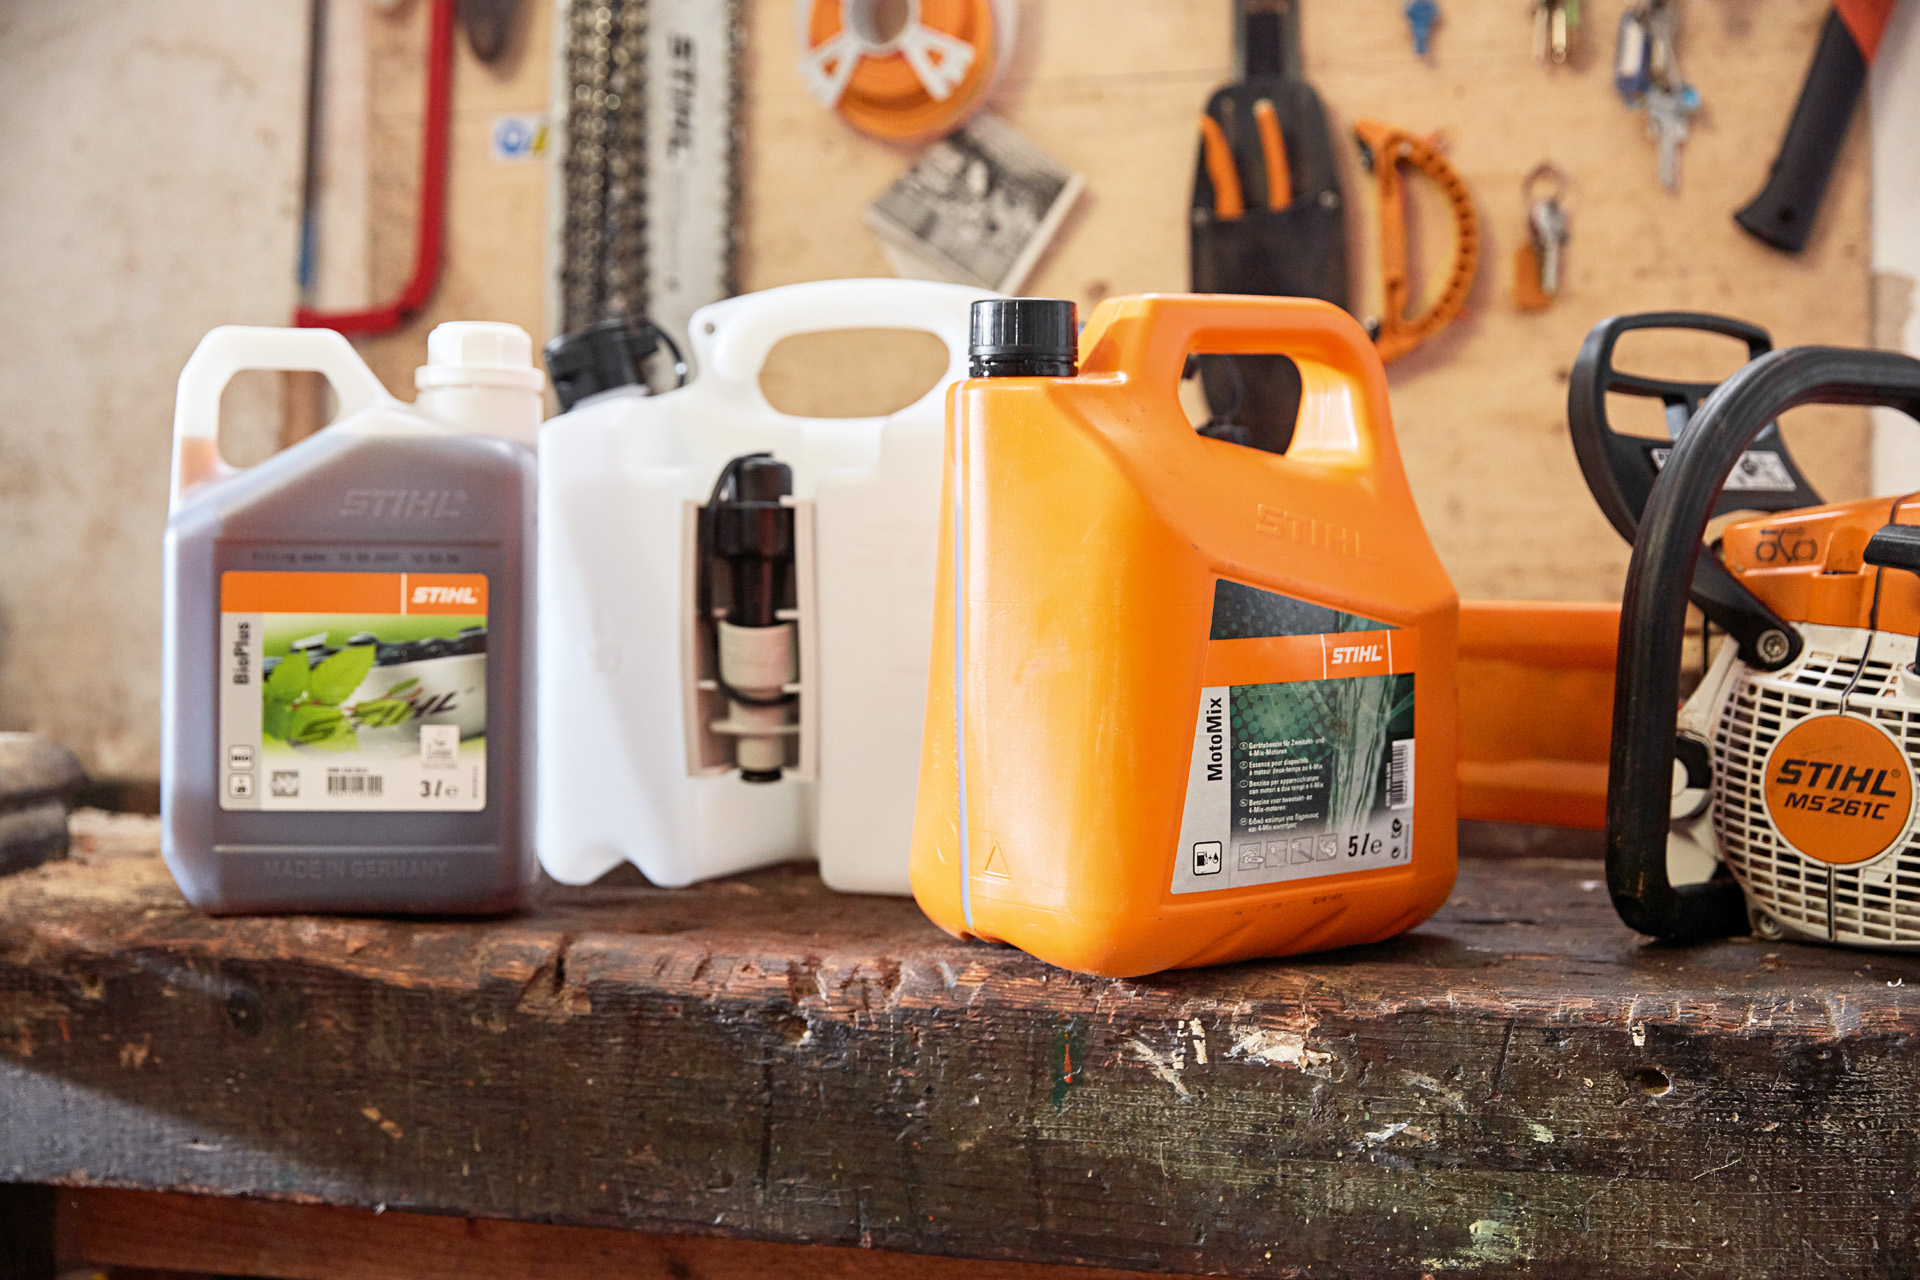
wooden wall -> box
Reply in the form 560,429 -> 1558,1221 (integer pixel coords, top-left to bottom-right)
360,0 -> 1872,605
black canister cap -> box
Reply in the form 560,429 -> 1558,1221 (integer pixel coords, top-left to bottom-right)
543,318 -> 662,411
970,298 -> 1078,378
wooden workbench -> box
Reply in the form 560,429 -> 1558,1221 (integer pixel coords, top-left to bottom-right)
2,811 -> 1916,1279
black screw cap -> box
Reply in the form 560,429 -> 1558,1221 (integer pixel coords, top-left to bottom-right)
544,318 -> 662,411
970,298 -> 1078,378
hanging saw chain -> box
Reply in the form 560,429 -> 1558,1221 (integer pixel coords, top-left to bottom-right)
555,0 -> 743,350
1354,117 -> 1480,364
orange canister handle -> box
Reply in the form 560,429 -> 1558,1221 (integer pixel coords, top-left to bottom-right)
1078,293 -> 1394,477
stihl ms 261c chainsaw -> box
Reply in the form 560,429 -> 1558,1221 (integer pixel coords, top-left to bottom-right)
1571,314 -> 1920,948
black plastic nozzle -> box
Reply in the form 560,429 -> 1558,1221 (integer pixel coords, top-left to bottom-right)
970,298 -> 1078,378
711,456 -> 794,628
543,318 -> 662,411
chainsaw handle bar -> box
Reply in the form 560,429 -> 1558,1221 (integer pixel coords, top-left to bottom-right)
1609,345 -> 1920,942
1568,311 -> 1775,544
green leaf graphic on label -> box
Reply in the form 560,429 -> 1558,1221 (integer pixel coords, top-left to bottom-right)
352,698 -> 413,728
309,645 -> 376,705
265,651 -> 309,703
384,677 -> 421,697
262,700 -> 292,741
308,725 -> 362,752
288,703 -> 348,745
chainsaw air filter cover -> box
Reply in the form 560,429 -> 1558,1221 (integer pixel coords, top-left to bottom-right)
1606,344 -> 1920,947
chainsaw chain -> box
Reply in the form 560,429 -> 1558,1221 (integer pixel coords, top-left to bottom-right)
558,0 -> 743,338
559,0 -> 650,333
720,0 -> 743,301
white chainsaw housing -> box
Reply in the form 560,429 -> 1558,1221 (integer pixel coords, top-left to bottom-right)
1678,622 -> 1920,947
536,278 -> 996,892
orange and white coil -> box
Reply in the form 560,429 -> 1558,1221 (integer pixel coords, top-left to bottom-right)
796,0 -> 1016,142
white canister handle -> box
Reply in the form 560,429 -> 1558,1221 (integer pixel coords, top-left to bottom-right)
170,326 -> 393,510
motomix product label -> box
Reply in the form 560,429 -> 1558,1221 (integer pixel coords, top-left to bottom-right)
1171,580 -> 1415,894
219,571 -> 488,812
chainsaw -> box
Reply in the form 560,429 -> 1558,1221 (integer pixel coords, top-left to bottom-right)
1587,327 -> 1920,947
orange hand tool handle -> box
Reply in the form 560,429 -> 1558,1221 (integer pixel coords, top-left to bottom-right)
1356,118 -> 1481,364
1198,114 -> 1245,219
1253,99 -> 1291,209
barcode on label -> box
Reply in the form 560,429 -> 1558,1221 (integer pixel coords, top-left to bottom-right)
1387,739 -> 1413,810
326,772 -> 383,797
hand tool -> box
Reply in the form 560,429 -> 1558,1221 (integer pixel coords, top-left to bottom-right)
297,0 -> 454,334
1514,162 -> 1568,312
1736,0 -> 1897,252
1354,118 -> 1479,364
1189,0 -> 1347,454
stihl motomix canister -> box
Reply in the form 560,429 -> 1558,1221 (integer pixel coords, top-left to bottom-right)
1602,340 -> 1920,948
910,294 -> 1459,977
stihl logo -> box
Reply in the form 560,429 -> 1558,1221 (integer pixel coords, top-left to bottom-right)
1329,644 -> 1383,666
1771,758 -> 1902,819
340,489 -> 467,519
413,585 -> 479,606
1255,505 -> 1379,561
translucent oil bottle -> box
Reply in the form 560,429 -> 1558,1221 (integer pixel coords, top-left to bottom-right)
162,325 -> 538,912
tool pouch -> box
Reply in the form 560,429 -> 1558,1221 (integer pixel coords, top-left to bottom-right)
1190,65 -> 1347,454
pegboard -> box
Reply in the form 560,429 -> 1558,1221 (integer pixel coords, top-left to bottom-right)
358,0 -> 1871,602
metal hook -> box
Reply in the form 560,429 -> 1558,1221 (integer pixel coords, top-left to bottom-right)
1523,160 -> 1567,206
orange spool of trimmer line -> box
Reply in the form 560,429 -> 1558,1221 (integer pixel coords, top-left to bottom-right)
796,0 -> 1014,141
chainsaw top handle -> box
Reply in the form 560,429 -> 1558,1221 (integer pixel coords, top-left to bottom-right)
1569,312 -> 1782,543
1609,345 -> 1920,942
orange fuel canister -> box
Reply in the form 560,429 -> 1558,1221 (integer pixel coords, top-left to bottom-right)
909,294 -> 1459,977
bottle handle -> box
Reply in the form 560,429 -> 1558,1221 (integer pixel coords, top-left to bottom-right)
689,278 -> 996,414
1077,293 -> 1393,474
170,325 -> 393,511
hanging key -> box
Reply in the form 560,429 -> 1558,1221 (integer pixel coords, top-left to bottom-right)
1646,82 -> 1699,192
1529,167 -> 1569,296
1533,0 -> 1578,64
1515,163 -> 1568,312
1614,3 -> 1650,102
1646,0 -> 1679,88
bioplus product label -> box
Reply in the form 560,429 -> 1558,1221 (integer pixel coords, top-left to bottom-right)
219,571 -> 488,812
1171,580 -> 1415,894
1762,713 -> 1915,866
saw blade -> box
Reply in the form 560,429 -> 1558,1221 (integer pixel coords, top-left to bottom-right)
551,0 -> 741,358
643,0 -> 742,349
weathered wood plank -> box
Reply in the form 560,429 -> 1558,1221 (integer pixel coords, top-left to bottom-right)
56,1186 -> 1186,1280
3,812 -> 1919,1279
